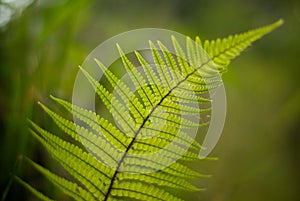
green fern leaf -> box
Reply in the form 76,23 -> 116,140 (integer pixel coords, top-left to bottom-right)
18,20 -> 282,201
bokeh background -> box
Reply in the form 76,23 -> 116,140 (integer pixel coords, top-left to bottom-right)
1,0 -> 299,200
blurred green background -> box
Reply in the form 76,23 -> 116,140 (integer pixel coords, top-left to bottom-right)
0,0 -> 299,200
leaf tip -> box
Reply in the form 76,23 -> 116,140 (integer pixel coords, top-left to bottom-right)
276,18 -> 284,26
116,43 -> 124,55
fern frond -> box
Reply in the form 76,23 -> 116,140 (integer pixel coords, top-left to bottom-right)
79,66 -> 137,134
28,126 -> 113,198
95,59 -> 146,124
19,20 -> 283,201
25,157 -> 96,201
117,44 -> 158,109
49,95 -> 131,149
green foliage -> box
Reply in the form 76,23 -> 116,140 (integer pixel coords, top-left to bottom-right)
17,20 -> 282,201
